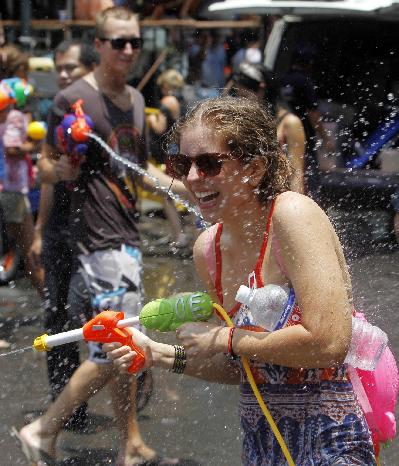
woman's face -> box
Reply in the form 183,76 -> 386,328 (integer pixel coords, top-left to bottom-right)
179,123 -> 258,223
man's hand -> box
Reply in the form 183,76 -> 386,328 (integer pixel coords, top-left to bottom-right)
55,155 -> 82,181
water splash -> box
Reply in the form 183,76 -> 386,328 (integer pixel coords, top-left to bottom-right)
87,133 -> 203,219
0,346 -> 32,357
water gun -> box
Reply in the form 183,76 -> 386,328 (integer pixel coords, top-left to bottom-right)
55,99 -> 93,167
33,293 -> 214,372
0,78 -> 33,110
32,291 -> 295,465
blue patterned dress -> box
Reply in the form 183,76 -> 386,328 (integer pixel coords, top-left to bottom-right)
233,303 -> 376,466
206,211 -> 376,466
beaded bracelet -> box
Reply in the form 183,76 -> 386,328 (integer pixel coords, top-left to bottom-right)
171,345 -> 187,374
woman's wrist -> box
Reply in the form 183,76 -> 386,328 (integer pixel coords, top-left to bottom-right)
215,327 -> 232,355
151,341 -> 176,370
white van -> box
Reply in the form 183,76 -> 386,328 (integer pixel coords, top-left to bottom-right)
208,1 -> 399,237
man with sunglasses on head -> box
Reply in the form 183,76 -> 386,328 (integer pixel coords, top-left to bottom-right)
19,6 -> 184,465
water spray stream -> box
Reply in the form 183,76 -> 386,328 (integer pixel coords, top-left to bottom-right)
0,346 -> 32,357
87,133 -> 203,219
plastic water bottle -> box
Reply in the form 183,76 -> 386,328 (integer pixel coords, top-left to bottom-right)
235,284 -> 293,331
344,317 -> 388,371
236,285 -> 388,370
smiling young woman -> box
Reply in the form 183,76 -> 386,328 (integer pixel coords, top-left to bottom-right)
105,97 -> 377,465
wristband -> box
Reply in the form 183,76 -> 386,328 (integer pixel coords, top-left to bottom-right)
171,345 -> 186,374
228,327 -> 236,357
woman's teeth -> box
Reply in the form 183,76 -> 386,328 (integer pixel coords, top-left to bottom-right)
194,191 -> 219,202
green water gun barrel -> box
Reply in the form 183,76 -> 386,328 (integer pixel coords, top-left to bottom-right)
139,292 -> 214,332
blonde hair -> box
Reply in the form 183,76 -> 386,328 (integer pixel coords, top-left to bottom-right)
156,69 -> 184,91
168,97 -> 291,203
95,6 -> 138,37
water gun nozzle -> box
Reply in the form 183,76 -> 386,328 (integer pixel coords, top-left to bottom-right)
33,334 -> 49,352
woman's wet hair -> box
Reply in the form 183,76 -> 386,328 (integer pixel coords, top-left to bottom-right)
167,96 -> 291,203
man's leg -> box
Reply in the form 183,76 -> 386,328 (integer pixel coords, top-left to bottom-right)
110,373 -> 156,465
42,242 -> 87,427
19,360 -> 114,458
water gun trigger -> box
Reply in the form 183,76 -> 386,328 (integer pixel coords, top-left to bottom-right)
82,311 -> 146,373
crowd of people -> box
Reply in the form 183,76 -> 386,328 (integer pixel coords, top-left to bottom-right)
0,3 -> 395,466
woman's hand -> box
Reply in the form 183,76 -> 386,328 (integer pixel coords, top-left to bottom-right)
176,322 -> 228,359
103,328 -> 154,374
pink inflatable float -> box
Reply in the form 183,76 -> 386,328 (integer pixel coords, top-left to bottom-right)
348,312 -> 399,457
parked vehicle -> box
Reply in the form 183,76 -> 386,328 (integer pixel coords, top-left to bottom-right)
209,1 -> 399,241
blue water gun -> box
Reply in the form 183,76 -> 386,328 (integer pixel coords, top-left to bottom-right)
346,114 -> 399,169
0,78 -> 33,110
55,99 -> 94,167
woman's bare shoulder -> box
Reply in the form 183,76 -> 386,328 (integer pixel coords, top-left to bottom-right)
273,192 -> 330,235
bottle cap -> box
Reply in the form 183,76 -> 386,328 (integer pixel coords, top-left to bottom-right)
235,285 -> 252,305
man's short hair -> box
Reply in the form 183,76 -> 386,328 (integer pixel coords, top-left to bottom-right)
95,6 -> 138,38
54,40 -> 99,69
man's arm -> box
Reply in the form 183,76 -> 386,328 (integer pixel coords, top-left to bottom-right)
29,183 -> 54,267
144,162 -> 190,200
37,143 -> 61,184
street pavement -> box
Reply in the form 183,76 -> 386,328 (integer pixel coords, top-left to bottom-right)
0,206 -> 398,465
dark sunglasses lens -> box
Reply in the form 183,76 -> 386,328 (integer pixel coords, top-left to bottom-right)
196,154 -> 223,176
131,37 -> 143,49
166,155 -> 192,178
111,38 -> 143,50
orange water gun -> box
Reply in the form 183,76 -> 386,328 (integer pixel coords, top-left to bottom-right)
55,99 -> 93,167
33,311 -> 146,373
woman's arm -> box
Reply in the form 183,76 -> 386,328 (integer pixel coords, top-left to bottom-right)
104,337 -> 240,385
284,114 -> 306,194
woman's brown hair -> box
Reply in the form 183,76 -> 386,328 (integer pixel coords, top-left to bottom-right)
167,96 -> 291,203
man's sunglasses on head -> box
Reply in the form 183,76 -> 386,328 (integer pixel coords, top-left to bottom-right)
99,37 -> 143,50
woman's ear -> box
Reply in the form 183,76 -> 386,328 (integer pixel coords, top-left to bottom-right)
243,157 -> 266,187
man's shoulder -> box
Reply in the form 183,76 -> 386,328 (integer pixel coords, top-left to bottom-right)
126,85 -> 145,107
55,78 -> 94,105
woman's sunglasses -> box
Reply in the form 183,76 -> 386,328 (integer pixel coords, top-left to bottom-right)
99,37 -> 143,50
166,153 -> 233,179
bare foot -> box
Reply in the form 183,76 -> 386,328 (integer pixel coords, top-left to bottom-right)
0,339 -> 10,349
19,420 -> 57,461
117,442 -> 157,466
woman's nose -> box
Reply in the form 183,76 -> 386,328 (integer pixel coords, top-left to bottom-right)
186,162 -> 201,181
